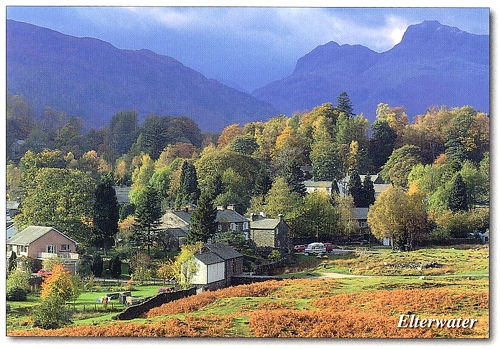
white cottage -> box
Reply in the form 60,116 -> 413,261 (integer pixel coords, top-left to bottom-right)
190,242 -> 243,291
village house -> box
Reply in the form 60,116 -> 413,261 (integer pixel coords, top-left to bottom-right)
6,225 -> 79,273
190,242 -> 243,291
337,173 -> 391,199
303,180 -> 335,195
158,205 -> 250,250
248,212 -> 291,255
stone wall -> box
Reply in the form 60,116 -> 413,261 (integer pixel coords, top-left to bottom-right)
113,287 -> 196,320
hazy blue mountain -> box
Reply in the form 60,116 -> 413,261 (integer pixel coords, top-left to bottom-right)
252,20 -> 489,119
6,19 -> 278,132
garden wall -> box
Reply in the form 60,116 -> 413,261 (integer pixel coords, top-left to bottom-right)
113,287 -> 196,320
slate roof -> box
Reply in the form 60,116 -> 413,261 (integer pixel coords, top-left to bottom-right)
172,210 -> 194,224
215,209 -> 249,223
250,218 -> 280,230
7,226 -> 78,245
350,208 -> 369,220
206,242 -> 243,260
195,251 -> 225,265
113,186 -> 132,203
171,209 -> 249,225
166,228 -> 187,238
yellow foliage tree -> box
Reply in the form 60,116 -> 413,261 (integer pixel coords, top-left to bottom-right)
368,185 -> 428,251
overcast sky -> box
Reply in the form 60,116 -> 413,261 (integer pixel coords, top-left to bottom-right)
6,4 -> 490,92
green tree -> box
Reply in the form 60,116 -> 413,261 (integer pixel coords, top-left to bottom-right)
448,173 -> 468,212
369,119 -> 397,171
360,175 -> 376,207
381,145 -> 423,187
336,91 -> 354,117
134,185 -> 163,255
173,242 -> 203,289
310,140 -> 342,181
283,159 -> 306,196
16,167 -> 95,246
348,170 -> 363,207
253,166 -> 272,204
138,114 -> 171,160
175,160 -> 200,209
296,191 -> 338,240
230,134 -> 259,155
186,183 -> 219,244
91,172 -> 119,251
108,110 -> 139,155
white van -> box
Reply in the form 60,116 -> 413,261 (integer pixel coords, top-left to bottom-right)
304,242 -> 326,255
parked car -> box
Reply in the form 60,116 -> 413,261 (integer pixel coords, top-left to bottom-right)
294,245 -> 306,252
323,242 -> 333,252
37,269 -> 52,276
304,242 -> 326,255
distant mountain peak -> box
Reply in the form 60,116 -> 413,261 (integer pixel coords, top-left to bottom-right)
253,20 -> 489,119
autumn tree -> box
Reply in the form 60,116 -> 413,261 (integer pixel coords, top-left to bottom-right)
218,123 -> 244,148
368,185 -> 429,251
34,262 -> 79,329
172,242 -> 203,289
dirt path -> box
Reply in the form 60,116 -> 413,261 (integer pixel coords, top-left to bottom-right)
318,272 -> 371,278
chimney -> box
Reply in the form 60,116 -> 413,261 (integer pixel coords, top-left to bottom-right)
251,213 -> 257,221
227,205 -> 235,211
260,211 -> 266,218
217,206 -> 225,211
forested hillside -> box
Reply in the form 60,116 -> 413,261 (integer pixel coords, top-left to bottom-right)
7,90 -> 489,252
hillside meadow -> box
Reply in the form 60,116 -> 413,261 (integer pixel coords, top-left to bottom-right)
8,245 -> 489,338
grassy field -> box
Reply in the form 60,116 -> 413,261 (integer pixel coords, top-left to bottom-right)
7,245 -> 489,338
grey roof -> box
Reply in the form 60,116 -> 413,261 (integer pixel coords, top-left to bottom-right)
113,186 -> 132,203
205,242 -> 243,260
215,209 -> 249,223
172,209 -> 249,225
166,228 -> 187,238
250,218 -> 280,230
195,251 -> 225,265
172,210 -> 194,224
7,226 -> 78,245
303,180 -> 333,188
350,208 -> 369,220
6,201 -> 20,210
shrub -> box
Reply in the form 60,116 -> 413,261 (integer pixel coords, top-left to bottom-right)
6,286 -> 27,301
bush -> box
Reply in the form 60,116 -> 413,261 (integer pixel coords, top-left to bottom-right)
7,286 -> 27,301
110,255 -> 122,279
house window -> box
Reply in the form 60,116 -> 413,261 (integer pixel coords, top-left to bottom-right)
47,245 -> 56,253
243,222 -> 248,230
360,222 -> 368,228
230,223 -> 236,231
60,244 -> 70,251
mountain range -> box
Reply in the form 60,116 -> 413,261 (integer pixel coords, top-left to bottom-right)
6,19 -> 278,132
253,20 -> 489,118
6,19 -> 489,132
